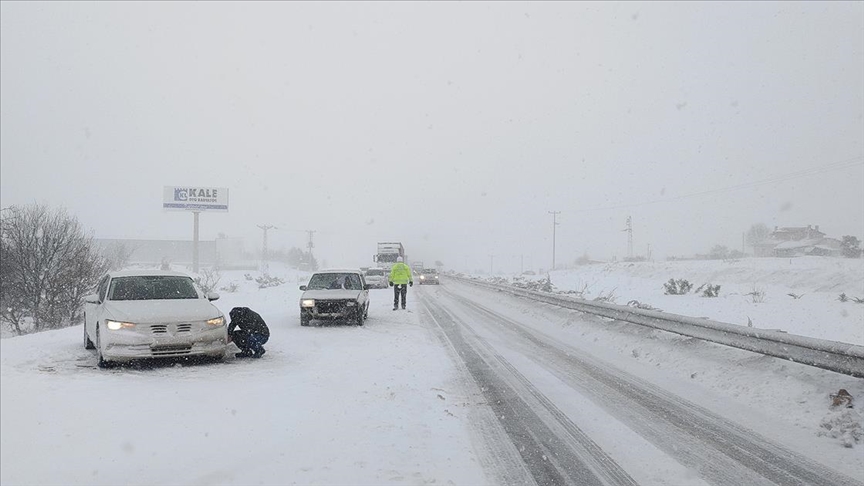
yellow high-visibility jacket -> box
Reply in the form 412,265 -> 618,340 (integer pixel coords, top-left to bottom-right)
389,262 -> 413,285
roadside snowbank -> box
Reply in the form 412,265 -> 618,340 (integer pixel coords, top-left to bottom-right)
500,257 -> 863,345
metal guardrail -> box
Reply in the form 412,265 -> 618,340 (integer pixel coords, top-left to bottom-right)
451,276 -> 864,378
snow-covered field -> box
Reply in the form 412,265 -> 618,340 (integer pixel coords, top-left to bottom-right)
2,258 -> 863,485
531,256 -> 864,345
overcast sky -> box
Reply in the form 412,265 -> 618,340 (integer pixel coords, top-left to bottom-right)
2,1 -> 862,272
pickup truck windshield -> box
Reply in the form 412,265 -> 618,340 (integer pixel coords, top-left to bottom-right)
307,273 -> 362,290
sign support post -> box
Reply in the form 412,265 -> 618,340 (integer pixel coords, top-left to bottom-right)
163,186 -> 229,272
193,211 -> 200,272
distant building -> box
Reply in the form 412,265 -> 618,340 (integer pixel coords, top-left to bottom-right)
753,225 -> 842,257
94,236 -> 250,269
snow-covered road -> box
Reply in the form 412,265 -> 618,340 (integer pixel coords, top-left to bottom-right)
2,272 -> 862,485
422,281 -> 863,485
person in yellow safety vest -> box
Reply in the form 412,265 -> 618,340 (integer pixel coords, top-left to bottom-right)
388,256 -> 413,310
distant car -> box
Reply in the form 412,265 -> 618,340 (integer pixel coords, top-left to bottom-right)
364,268 -> 389,289
299,269 -> 370,326
418,268 -> 440,285
83,270 -> 227,368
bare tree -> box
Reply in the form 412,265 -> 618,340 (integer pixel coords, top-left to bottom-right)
0,204 -> 107,335
102,241 -> 136,271
745,223 -> 771,248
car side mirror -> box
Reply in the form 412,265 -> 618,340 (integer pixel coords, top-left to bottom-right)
83,294 -> 100,304
206,292 -> 220,301
299,285 -> 307,291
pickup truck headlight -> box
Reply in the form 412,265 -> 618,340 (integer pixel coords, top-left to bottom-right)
106,319 -> 135,330
206,316 -> 225,326
301,299 -> 315,308
420,275 -> 426,280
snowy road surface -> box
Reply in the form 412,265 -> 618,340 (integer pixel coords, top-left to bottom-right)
422,281 -> 863,486
1,273 -> 862,485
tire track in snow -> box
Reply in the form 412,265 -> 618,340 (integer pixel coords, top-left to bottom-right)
434,282 -> 863,486
420,292 -> 638,486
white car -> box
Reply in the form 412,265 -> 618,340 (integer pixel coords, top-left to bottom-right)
83,270 -> 228,368
418,268 -> 440,285
363,268 -> 389,289
299,269 -> 370,326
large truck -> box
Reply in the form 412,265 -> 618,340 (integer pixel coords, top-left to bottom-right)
373,242 -> 405,268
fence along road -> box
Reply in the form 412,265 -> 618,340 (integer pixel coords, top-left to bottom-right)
450,276 -> 864,378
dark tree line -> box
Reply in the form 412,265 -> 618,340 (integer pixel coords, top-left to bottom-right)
1,204 -> 107,335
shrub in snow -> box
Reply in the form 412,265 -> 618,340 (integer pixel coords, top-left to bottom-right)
220,282 -> 240,293
592,289 -> 617,303
840,294 -> 864,304
701,284 -> 721,298
509,276 -> 557,293
693,283 -> 720,297
818,409 -> 863,448
193,267 -> 221,294
663,278 -> 693,295
840,235 -> 861,258
255,274 -> 284,289
746,287 -> 766,303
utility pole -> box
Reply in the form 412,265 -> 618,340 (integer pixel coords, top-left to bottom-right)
623,216 -> 633,260
306,230 -> 317,269
548,211 -> 560,270
257,225 -> 276,274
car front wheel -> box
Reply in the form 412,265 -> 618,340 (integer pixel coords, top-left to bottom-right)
300,314 -> 310,327
96,326 -> 113,369
83,319 -> 95,350
356,308 -> 364,326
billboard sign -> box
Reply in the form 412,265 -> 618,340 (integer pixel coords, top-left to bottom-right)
163,186 -> 229,212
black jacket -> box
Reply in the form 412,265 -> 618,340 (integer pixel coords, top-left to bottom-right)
227,307 -> 270,338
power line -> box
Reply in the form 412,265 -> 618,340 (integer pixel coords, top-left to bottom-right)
572,156 -> 863,213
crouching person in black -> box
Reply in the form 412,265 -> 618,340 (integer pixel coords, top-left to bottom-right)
228,307 -> 270,358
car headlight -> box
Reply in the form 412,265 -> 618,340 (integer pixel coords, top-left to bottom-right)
106,319 -> 135,330
347,301 -> 356,306
206,316 -> 225,326
420,275 -> 425,280
435,275 -> 439,279
301,299 -> 315,308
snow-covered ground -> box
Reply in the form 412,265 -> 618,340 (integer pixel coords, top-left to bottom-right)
2,259 -> 863,485
521,256 -> 864,345
0,266 -> 492,486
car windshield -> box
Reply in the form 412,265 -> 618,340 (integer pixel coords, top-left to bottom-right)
366,269 -> 384,276
306,273 -> 362,290
422,269 -> 437,274
108,276 -> 200,300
